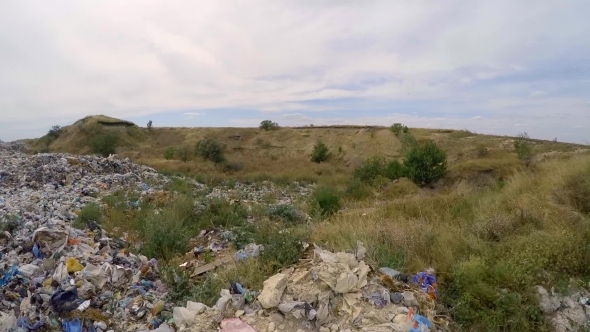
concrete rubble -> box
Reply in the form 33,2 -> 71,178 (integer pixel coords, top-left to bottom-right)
537,286 -> 590,332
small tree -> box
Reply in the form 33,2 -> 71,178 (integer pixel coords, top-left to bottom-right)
260,120 -> 279,131
47,125 -> 62,139
147,120 -> 153,131
402,126 -> 409,133
312,186 -> 341,217
514,133 -> 532,166
90,134 -> 118,157
390,123 -> 404,136
311,140 -> 329,163
404,140 -> 447,185
195,138 -> 225,164
164,147 -> 175,160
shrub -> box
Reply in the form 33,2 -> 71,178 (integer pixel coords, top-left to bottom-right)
147,120 -> 153,130
195,139 -> 225,164
345,179 -> 372,200
514,133 -> 532,166
176,146 -> 192,162
354,157 -> 386,183
400,133 -> 418,153
384,160 -> 406,180
402,126 -> 409,133
164,147 -> 175,160
403,140 -> 447,185
75,203 -> 103,228
222,161 -> 244,173
311,140 -> 330,163
259,120 -> 279,131
47,125 -> 62,139
390,123 -> 404,136
90,134 -> 118,157
258,228 -> 307,271
312,186 -> 341,216
268,204 -> 305,224
560,163 -> 590,214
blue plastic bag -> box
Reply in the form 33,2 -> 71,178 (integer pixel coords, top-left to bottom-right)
0,265 -> 18,287
62,318 -> 81,332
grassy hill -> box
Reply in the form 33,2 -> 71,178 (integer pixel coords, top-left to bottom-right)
25,115 -> 590,330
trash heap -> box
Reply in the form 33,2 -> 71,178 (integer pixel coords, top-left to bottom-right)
0,145 -> 173,332
172,244 -> 449,332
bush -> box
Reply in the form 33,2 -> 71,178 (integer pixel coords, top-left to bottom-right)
268,204 -> 305,224
147,120 -> 153,130
400,133 -> 418,153
176,146 -> 192,162
311,140 -> 330,163
90,134 -> 118,157
164,147 -> 175,160
221,161 -> 244,173
258,228 -> 307,271
384,160 -> 406,180
402,126 -> 409,133
195,139 -> 225,164
390,123 -> 404,136
47,125 -> 62,139
312,186 -> 341,217
403,140 -> 447,185
259,120 -> 279,131
514,133 -> 532,166
354,157 -> 386,183
345,179 -> 372,200
75,203 -> 103,228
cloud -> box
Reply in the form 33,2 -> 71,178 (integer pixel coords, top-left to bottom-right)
530,90 -> 547,98
184,112 -> 205,118
0,0 -> 589,143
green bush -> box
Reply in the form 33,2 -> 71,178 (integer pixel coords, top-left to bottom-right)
164,147 -> 175,160
259,120 -> 279,131
75,203 -> 103,228
403,140 -> 447,185
312,186 -> 341,216
390,123 -> 404,136
354,156 -> 386,183
47,125 -> 62,139
268,204 -> 305,224
311,140 -> 330,163
402,126 -> 409,133
514,133 -> 532,166
345,179 -> 372,200
384,160 -> 406,180
258,228 -> 307,271
90,134 -> 118,157
400,133 -> 418,153
176,146 -> 192,162
195,199 -> 249,229
195,139 -> 225,164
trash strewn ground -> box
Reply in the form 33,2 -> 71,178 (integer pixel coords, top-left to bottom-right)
172,243 -> 450,332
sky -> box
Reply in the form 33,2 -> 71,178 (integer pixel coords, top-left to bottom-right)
1,1 -> 589,143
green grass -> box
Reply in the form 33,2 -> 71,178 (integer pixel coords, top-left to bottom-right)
74,202 -> 103,229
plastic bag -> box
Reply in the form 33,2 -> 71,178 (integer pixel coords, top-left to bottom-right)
215,289 -> 232,311
65,257 -> 84,273
50,288 -> 80,312
219,318 -> 256,332
62,318 -> 82,332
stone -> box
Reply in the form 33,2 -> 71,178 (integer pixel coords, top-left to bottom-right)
235,310 -> 245,318
258,273 -> 290,309
537,286 -> 561,313
402,291 -> 418,307
267,322 -> 276,332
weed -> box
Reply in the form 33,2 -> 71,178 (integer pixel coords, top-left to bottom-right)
311,186 -> 341,217
268,204 -> 305,224
384,160 -> 405,180
345,179 -> 372,200
311,140 -> 330,163
164,147 -> 175,160
195,138 -> 225,164
47,125 -> 62,140
195,199 -> 249,229
514,133 -> 533,166
74,203 -> 103,229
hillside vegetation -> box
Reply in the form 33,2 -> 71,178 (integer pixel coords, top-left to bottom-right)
25,115 -> 590,331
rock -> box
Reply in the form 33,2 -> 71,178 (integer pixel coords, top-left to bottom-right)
267,322 -> 276,332
402,291 -> 418,307
235,310 -> 245,317
537,286 -> 561,313
259,273 -> 290,309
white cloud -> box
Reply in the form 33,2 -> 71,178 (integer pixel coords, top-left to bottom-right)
0,0 -> 589,143
530,90 -> 547,98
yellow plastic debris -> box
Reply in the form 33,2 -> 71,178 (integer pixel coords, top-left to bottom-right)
66,257 -> 84,273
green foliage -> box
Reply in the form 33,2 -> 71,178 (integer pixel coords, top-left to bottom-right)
74,203 -> 103,229
90,134 -> 118,157
268,204 -> 305,224
353,157 -> 405,184
345,179 -> 372,200
560,162 -> 590,214
403,140 -> 447,185
514,133 -> 533,166
259,120 -> 279,131
147,120 -> 153,130
258,228 -> 307,271
311,186 -> 341,217
311,140 -> 330,163
176,145 -> 192,162
195,138 -> 225,164
195,199 -> 249,229
402,126 -> 409,133
164,147 -> 175,160
47,125 -> 62,140
400,133 -> 418,153
389,123 -> 404,136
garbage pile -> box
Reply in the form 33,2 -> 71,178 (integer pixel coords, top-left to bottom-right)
537,286 -> 590,332
206,181 -> 313,206
172,243 -> 449,332
0,145 -> 173,331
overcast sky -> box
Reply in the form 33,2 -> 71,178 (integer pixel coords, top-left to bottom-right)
1,1 -> 589,143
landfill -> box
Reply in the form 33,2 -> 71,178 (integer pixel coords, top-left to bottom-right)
0,141 -> 449,332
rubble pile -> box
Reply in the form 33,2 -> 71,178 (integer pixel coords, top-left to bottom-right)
172,244 -> 449,332
537,286 -> 590,332
0,145 -> 172,331
206,182 -> 313,206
